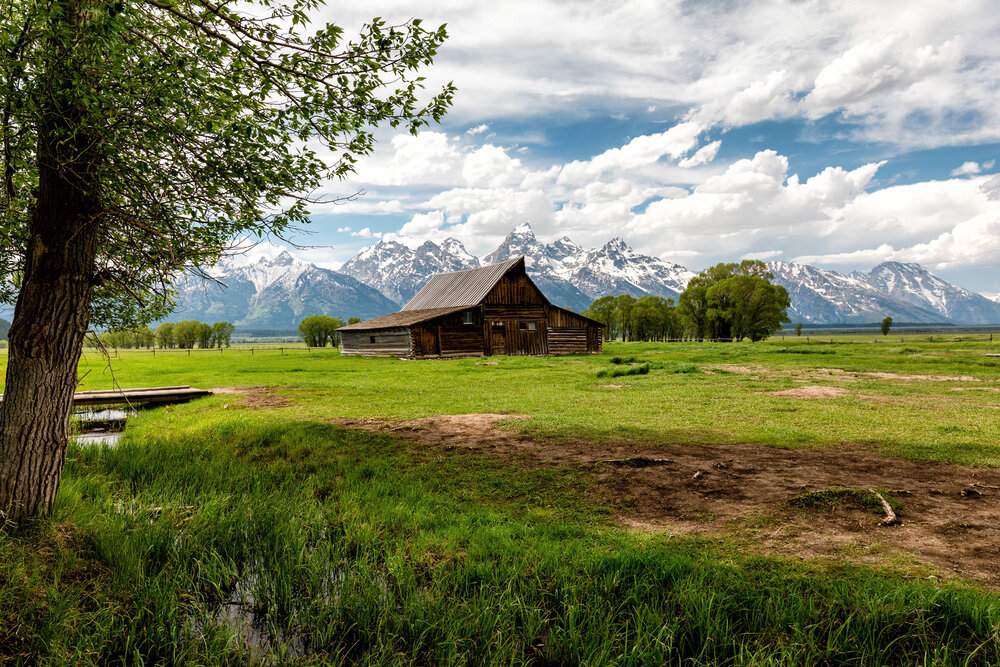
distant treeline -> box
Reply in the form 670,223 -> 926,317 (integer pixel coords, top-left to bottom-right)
87,320 -> 235,349
582,260 -> 790,342
0,317 -> 9,342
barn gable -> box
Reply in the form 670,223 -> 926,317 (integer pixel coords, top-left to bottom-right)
339,256 -> 602,358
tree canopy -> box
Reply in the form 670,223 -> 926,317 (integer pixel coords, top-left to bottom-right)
0,0 -> 454,326
0,0 -> 453,525
678,260 -> 790,341
299,315 -> 344,347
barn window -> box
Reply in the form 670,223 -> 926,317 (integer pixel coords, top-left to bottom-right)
527,322 -> 536,331
369,335 -> 376,344
518,322 -> 528,331
463,310 -> 474,325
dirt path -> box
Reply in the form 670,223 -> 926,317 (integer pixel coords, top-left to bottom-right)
332,413 -> 1000,587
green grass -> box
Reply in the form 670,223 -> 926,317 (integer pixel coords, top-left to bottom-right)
2,338 -> 1000,663
22,336 -> 1000,466
2,412 -> 998,665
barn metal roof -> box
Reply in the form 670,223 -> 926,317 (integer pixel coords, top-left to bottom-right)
337,306 -> 467,331
400,257 -> 530,311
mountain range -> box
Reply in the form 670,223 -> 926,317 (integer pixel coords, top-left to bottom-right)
162,223 -> 1000,329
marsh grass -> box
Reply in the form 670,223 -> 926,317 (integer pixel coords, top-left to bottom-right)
2,338 -> 1000,663
0,414 -> 998,664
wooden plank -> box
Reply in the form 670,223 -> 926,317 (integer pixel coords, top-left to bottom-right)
1,386 -> 212,407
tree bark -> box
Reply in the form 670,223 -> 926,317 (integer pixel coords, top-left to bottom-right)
0,0 -> 101,527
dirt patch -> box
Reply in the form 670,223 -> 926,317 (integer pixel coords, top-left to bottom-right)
475,362 -> 499,366
951,387 -> 1000,392
598,384 -> 624,390
764,386 -> 850,398
865,372 -> 982,382
211,386 -> 294,409
334,414 -> 1000,587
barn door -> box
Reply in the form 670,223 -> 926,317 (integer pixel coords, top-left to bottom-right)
490,322 -> 505,356
420,326 -> 440,357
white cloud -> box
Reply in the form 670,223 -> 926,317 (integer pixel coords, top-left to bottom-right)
351,227 -> 382,239
462,144 -> 526,188
466,124 -> 490,135
678,140 -> 721,168
336,226 -> 352,233
558,121 -> 703,185
952,161 -> 982,176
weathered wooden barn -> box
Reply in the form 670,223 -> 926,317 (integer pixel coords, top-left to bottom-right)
339,257 -> 603,358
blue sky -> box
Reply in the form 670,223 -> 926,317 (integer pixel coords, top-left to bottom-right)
259,0 -> 1000,297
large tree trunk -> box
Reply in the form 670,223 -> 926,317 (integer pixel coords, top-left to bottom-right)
0,0 -> 100,527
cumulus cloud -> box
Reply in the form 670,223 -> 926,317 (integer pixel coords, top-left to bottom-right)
952,161 -> 982,176
678,141 -> 721,168
558,121 -> 703,185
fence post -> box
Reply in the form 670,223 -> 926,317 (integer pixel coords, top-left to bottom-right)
251,347 -> 254,355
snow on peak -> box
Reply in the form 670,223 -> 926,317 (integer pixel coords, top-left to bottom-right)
512,222 -> 533,235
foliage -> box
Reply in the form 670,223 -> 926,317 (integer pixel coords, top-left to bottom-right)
795,322 -> 804,336
0,0 -> 454,326
210,321 -> 235,348
347,317 -> 362,325
585,295 -> 684,341
298,315 -> 345,347
91,326 -> 155,349
172,320 -> 201,349
0,317 -> 8,341
154,322 -> 174,349
679,260 -> 790,340
882,316 -> 894,336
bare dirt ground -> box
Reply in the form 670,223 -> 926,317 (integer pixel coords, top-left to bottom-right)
332,413 -> 1000,587
210,386 -> 293,409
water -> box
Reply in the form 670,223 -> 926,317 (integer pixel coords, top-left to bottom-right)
72,407 -> 133,446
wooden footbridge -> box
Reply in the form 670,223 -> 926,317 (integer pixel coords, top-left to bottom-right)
0,385 -> 213,407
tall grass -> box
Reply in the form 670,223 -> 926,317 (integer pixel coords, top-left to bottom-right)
2,414 -> 998,664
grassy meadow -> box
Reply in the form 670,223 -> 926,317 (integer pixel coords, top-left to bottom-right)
1,336 -> 1000,664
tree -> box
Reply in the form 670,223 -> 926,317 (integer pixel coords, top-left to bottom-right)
196,322 -> 213,349
881,316 -> 893,336
795,322 -> 804,336
155,322 -> 175,349
0,318 -> 9,341
0,2 -> 452,524
583,296 -> 619,341
679,261 -> 788,341
173,320 -> 201,350
298,315 -> 344,347
211,322 -> 235,348
347,317 -> 361,326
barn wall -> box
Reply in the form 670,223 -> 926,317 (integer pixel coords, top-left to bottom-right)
413,309 -> 485,358
546,307 -> 603,354
483,267 -> 547,306
340,327 -> 413,357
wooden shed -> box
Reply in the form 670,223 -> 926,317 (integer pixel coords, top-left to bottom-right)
339,257 -> 603,358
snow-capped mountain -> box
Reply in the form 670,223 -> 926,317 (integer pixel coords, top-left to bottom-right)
170,251 -> 397,329
159,226 -> 1000,330
850,262 -> 1000,325
557,237 -> 696,300
339,238 -> 479,305
766,262 -> 950,324
480,224 -> 592,310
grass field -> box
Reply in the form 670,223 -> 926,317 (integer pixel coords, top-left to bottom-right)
2,337 -> 1000,664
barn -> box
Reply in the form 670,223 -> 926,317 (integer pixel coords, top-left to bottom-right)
338,257 -> 603,358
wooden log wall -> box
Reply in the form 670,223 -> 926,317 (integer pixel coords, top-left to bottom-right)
547,327 -> 588,354
340,328 -> 413,357
483,269 -> 547,305
414,310 -> 485,359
